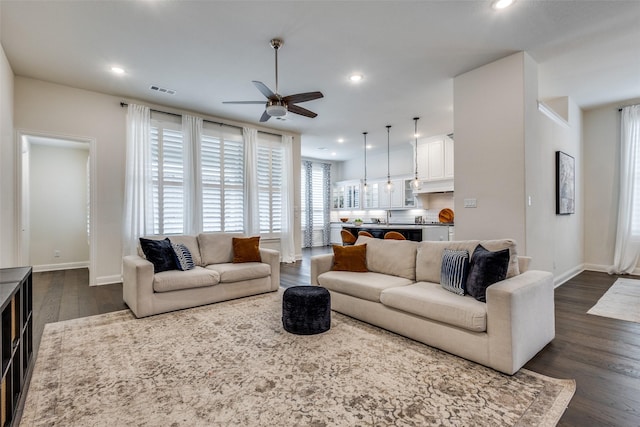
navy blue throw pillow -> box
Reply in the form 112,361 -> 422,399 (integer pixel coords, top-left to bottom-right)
139,237 -> 178,273
466,245 -> 510,303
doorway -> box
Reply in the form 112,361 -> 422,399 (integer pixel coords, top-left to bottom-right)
17,131 -> 97,285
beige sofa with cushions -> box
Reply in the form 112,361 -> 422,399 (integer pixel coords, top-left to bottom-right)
310,236 -> 554,375
123,233 -> 280,318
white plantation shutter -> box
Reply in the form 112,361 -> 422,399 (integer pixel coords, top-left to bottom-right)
201,125 -> 244,232
150,122 -> 184,234
257,135 -> 284,237
301,160 -> 331,247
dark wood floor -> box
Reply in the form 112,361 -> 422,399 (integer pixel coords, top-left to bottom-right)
25,251 -> 640,426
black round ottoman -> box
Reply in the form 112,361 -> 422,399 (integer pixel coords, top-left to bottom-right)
282,286 -> 331,335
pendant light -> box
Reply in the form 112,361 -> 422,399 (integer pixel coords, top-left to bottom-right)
385,125 -> 394,193
411,117 -> 422,190
362,132 -> 368,193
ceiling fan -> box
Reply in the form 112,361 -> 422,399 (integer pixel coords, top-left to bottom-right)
223,38 -> 324,122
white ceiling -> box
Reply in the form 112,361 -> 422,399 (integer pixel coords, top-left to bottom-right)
2,1 -> 639,161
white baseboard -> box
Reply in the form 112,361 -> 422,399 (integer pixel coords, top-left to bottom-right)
583,263 -> 640,276
33,261 -> 89,273
94,275 -> 122,286
554,264 -> 584,288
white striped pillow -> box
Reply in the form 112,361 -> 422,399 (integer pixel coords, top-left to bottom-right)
440,249 -> 470,296
171,242 -> 195,271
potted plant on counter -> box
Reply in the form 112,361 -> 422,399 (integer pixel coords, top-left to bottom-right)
354,218 -> 363,226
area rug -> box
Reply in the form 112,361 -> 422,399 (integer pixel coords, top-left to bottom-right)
21,291 -> 574,426
587,278 -> 640,323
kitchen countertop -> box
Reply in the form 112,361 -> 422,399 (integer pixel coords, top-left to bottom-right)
333,222 -> 453,229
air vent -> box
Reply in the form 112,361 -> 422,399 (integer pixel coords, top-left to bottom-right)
149,85 -> 176,95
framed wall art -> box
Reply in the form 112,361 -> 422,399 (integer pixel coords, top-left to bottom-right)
556,151 -> 575,215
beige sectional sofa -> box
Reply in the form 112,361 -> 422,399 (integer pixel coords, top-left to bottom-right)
123,233 -> 280,318
311,236 -> 554,375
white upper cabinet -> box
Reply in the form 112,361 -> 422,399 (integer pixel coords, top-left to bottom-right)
414,135 -> 454,182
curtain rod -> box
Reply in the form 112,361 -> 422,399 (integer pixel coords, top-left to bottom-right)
618,103 -> 639,112
119,102 -> 283,137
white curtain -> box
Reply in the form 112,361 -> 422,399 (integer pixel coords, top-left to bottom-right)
280,135 -> 296,263
122,103 -> 153,256
183,114 -> 203,235
243,127 -> 261,236
610,104 -> 640,274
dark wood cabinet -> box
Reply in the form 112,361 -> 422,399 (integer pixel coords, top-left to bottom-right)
0,267 -> 32,427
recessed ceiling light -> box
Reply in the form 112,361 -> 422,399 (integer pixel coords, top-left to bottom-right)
331,152 -> 337,156
337,138 -> 344,143
366,144 -> 372,149
491,0 -> 515,10
111,66 -> 125,75
349,74 -> 363,82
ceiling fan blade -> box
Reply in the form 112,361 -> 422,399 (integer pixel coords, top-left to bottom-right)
259,110 -> 271,122
283,91 -> 324,104
288,104 -> 318,118
222,101 -> 267,104
253,81 -> 276,99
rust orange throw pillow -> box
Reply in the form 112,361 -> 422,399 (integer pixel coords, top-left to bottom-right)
332,244 -> 368,272
232,236 -> 262,263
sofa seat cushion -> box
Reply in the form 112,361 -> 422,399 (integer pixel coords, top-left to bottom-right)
317,271 -> 412,302
380,282 -> 488,332
153,267 -> 220,293
206,262 -> 271,284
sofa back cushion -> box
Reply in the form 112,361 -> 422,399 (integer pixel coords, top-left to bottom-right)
198,232 -> 244,265
416,239 -> 520,283
356,236 -> 418,280
138,234 -> 202,267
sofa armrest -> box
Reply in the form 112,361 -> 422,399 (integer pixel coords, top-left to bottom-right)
122,255 -> 155,318
260,248 -> 281,291
486,270 -> 555,375
310,253 -> 335,285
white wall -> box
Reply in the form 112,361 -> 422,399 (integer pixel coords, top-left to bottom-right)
0,43 -> 15,268
526,100 -> 584,281
13,77 -> 303,282
583,99 -> 640,272
453,52 -> 528,247
454,51 -> 584,282
338,144 -> 414,181
14,77 -> 126,283
29,143 -> 89,268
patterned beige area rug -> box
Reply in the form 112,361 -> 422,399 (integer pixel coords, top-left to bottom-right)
588,278 -> 640,323
22,291 -> 574,426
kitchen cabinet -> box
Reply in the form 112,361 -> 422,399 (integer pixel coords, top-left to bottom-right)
333,180 -> 360,209
363,182 -> 379,209
403,178 -> 416,208
415,135 -> 454,182
377,180 -> 401,208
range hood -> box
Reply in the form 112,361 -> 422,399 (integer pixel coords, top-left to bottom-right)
414,178 -> 454,194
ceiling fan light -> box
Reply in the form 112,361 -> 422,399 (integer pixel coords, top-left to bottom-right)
492,0 -> 514,10
266,104 -> 287,117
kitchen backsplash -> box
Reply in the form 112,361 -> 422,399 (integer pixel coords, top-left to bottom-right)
331,193 -> 454,224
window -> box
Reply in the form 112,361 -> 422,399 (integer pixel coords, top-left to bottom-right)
301,161 -> 331,247
257,134 -> 284,238
201,125 -> 244,232
150,120 -> 184,234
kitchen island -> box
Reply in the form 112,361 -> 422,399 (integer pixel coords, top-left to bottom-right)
336,223 -> 454,242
